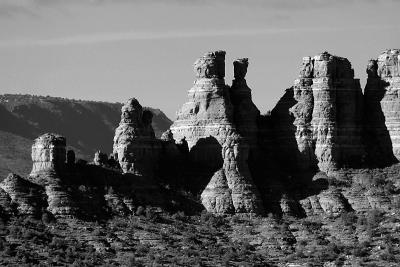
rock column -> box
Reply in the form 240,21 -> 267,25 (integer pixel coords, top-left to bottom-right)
170,51 -> 263,214
113,98 -> 161,177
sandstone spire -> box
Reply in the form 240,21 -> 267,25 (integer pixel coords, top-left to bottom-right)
29,133 -> 67,182
113,98 -> 161,177
364,49 -> 400,165
230,58 -> 260,148
272,52 -> 365,172
170,51 -> 264,214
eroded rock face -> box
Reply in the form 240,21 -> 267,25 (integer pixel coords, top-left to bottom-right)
113,98 -> 161,177
230,58 -> 260,148
312,52 -> 364,171
171,51 -> 263,214
201,169 -> 234,214
299,188 -> 350,217
0,173 -> 44,215
45,182 -> 77,216
291,57 -> 316,170
274,52 -> 365,172
364,49 -> 400,165
29,133 -> 66,182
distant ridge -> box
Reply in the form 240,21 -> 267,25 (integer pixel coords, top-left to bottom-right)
0,94 -> 172,178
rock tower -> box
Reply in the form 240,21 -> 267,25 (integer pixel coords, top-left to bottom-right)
170,51 -> 264,214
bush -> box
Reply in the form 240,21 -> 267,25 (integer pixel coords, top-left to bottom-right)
200,211 -> 225,228
41,212 -> 53,224
341,211 -> 357,227
352,242 -> 370,257
367,209 -> 383,229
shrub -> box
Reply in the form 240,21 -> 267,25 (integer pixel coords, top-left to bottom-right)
41,212 -> 53,224
366,209 -> 383,229
341,211 -> 357,227
200,210 -> 225,228
136,206 -> 145,216
352,242 -> 370,257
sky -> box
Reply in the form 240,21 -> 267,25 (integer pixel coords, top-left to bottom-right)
0,0 -> 399,119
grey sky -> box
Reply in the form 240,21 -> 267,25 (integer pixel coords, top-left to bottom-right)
0,0 -> 399,118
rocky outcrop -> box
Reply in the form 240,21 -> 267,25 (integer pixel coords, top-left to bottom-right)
273,52 -> 365,172
291,57 -> 316,170
0,173 -> 44,215
0,131 -> 164,217
113,98 -> 161,177
310,52 -> 364,171
230,58 -> 260,148
29,133 -> 66,183
201,169 -> 234,214
299,188 -> 350,217
3,49 -> 400,219
25,133 -> 77,216
45,182 -> 77,216
364,49 -> 400,165
171,51 -> 263,214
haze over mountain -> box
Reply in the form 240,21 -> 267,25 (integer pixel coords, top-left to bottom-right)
0,94 -> 172,178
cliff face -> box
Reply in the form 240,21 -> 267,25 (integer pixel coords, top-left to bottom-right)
271,52 -> 365,173
230,58 -> 260,148
171,51 -> 263,214
1,50 -> 400,219
29,133 -> 66,181
364,49 -> 400,165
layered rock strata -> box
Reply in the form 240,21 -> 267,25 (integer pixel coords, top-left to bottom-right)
0,131 -> 163,217
113,98 -> 161,177
230,58 -> 260,147
29,133 -> 66,182
0,173 -> 44,215
364,49 -> 400,165
290,57 -> 316,170
28,133 -> 78,216
171,51 -> 263,214
282,52 -> 365,172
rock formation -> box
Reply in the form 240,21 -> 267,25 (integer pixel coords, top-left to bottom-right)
273,52 -> 365,172
0,173 -> 44,215
290,56 -> 316,170
27,133 -> 78,216
230,58 -> 260,148
94,150 -> 108,166
201,169 -> 234,214
170,51 -> 263,214
29,133 -> 67,183
113,98 -> 161,177
364,49 -> 400,165
1,49 -> 400,220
